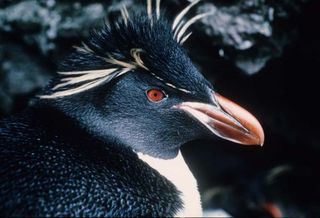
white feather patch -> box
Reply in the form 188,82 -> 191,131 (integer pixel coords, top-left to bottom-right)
137,151 -> 202,217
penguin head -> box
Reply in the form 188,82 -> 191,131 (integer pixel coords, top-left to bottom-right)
40,1 -> 264,159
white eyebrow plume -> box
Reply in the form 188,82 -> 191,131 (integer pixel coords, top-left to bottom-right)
156,0 -> 161,20
120,4 -> 130,26
180,32 -> 193,45
176,12 -> 211,43
52,69 -> 118,91
39,68 -> 131,99
172,0 -> 200,31
39,47 -> 150,99
147,0 -> 153,25
172,0 -> 211,44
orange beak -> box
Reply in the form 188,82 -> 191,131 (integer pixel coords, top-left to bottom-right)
176,93 -> 264,146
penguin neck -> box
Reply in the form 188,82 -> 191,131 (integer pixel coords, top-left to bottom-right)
137,151 -> 202,217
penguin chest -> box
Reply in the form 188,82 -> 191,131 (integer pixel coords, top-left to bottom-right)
138,151 -> 202,217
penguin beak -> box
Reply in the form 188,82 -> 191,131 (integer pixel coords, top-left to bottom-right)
175,93 -> 264,146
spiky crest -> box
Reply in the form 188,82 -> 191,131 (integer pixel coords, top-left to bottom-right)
40,0 -> 210,99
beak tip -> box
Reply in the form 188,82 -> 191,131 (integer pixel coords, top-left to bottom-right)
258,124 -> 265,147
254,124 -> 265,147
259,140 -> 264,147
260,135 -> 265,146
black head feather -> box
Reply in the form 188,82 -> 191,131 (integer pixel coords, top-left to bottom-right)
41,1 -> 212,99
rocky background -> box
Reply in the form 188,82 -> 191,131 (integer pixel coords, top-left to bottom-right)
1,0 -> 319,217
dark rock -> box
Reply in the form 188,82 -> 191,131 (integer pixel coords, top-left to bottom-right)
0,42 -> 52,116
0,0 -> 116,117
197,0 -> 309,75
0,0 -> 107,54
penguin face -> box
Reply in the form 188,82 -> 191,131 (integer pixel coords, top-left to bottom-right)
90,70 -> 212,159
40,3 -> 264,159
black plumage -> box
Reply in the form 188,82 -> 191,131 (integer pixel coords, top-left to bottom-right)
0,108 -> 182,216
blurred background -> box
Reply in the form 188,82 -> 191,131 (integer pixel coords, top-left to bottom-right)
1,0 -> 319,217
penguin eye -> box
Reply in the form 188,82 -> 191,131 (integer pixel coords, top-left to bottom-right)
146,89 -> 166,102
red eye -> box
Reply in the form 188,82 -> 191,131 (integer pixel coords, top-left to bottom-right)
147,89 -> 166,102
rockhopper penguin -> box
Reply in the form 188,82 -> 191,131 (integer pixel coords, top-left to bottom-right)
0,0 -> 264,217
